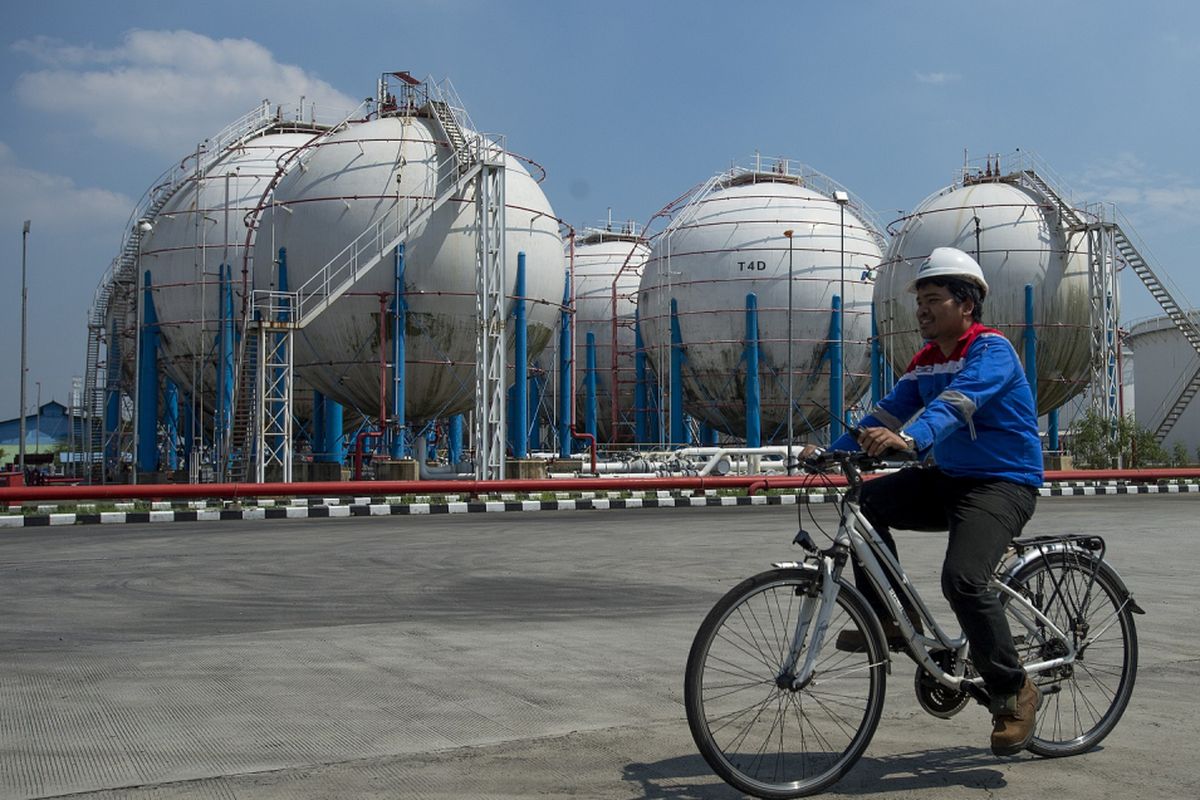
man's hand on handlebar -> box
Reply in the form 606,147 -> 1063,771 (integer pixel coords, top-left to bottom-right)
855,426 -> 913,458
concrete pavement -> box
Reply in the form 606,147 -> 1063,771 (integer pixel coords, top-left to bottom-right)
1,495 -> 1197,798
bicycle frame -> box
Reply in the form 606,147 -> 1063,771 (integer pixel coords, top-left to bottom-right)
777,469 -> 1078,698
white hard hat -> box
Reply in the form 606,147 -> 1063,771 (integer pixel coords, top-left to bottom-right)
905,247 -> 989,298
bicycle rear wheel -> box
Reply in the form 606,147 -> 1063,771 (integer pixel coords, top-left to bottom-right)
684,569 -> 888,798
1003,550 -> 1138,757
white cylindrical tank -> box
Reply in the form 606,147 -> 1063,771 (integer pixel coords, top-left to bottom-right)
638,166 -> 884,435
252,112 -> 564,422
139,117 -> 326,399
1125,313 -> 1200,455
572,227 -> 650,441
874,176 -> 1094,415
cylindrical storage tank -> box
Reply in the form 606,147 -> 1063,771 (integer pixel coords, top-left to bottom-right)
874,175 -> 1093,414
139,115 -> 327,401
638,166 -> 883,436
252,112 -> 564,423
1125,313 -> 1200,455
571,227 -> 650,442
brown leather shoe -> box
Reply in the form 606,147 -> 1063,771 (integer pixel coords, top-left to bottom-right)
835,609 -> 923,653
990,676 -> 1041,756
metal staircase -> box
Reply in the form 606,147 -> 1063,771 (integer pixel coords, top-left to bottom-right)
82,101 -> 286,481
1111,219 -> 1200,438
225,329 -> 259,483
428,99 -> 476,174
249,76 -> 511,479
1014,166 -> 1200,441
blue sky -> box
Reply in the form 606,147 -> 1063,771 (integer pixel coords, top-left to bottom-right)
3,0 -> 1198,418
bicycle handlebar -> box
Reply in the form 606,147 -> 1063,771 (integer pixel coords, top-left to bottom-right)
801,448 -> 916,476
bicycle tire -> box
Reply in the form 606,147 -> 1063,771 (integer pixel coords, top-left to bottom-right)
1002,550 -> 1139,757
684,569 -> 888,798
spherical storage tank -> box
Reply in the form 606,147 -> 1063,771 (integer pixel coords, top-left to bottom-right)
638,164 -> 884,435
253,110 -> 564,422
138,110 -> 327,401
874,171 -> 1094,415
571,226 -> 650,441
1125,313 -> 1200,454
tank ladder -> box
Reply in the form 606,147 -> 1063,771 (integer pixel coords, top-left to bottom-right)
1017,167 -> 1200,442
252,79 -> 510,479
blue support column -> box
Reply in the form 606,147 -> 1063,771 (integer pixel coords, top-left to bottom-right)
585,332 -> 598,437
829,294 -> 844,443
164,379 -> 179,472
513,251 -> 528,459
528,368 -> 543,451
105,315 -> 121,467
324,397 -> 345,465
391,244 -> 408,458
558,271 -> 572,457
634,309 -> 648,444
182,391 -> 195,467
136,271 -> 160,472
217,263 -> 235,458
448,414 -> 464,465
670,298 -> 685,447
870,308 -> 882,406
1024,284 -> 1038,413
744,293 -> 762,448
1049,408 -> 1060,450
699,422 -> 719,446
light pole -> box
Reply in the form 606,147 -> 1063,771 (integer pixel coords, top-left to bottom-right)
35,381 -> 41,451
783,229 -> 795,473
833,191 -> 850,432
19,220 -> 30,473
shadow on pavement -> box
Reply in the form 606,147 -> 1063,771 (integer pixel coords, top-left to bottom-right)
623,745 -> 1009,798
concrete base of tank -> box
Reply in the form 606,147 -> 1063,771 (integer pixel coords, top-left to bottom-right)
289,462 -> 344,483
507,459 -> 548,480
375,460 -> 419,481
1044,453 -> 1074,470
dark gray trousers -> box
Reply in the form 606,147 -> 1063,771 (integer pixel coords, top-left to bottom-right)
853,466 -> 1038,697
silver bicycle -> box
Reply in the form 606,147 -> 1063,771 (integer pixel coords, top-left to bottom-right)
684,449 -> 1143,799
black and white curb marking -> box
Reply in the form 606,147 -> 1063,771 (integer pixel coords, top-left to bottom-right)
1,482 -> 1197,527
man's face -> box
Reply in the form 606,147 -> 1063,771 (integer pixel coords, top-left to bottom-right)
915,283 -> 972,341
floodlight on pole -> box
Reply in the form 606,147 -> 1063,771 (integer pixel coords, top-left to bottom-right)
19,220 -> 30,473
784,229 -> 795,474
833,191 -> 850,432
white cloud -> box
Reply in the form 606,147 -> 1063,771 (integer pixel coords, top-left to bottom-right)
0,140 -> 131,236
12,30 -> 361,158
1076,151 -> 1200,223
915,71 -> 960,85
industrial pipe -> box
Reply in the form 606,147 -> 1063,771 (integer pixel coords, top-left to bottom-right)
4,468 -> 1200,505
353,431 -> 382,481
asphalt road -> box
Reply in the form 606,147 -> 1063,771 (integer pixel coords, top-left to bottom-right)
1,495 -> 1197,799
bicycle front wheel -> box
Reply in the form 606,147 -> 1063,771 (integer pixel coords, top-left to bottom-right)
1004,551 -> 1139,757
684,569 -> 888,799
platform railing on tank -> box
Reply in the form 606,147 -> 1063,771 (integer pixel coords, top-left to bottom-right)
273,132 -> 507,330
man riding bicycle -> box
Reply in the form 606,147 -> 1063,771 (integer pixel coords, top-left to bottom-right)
815,246 -> 1043,756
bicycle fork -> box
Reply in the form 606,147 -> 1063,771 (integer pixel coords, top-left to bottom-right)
773,558 -> 841,691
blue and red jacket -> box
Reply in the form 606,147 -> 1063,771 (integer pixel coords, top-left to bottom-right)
833,323 -> 1043,487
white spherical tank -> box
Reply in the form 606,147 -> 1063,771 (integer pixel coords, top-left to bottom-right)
252,114 -> 564,422
572,228 -> 650,441
139,120 -> 326,398
873,176 -> 1093,415
638,168 -> 883,435
1125,313 -> 1200,455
